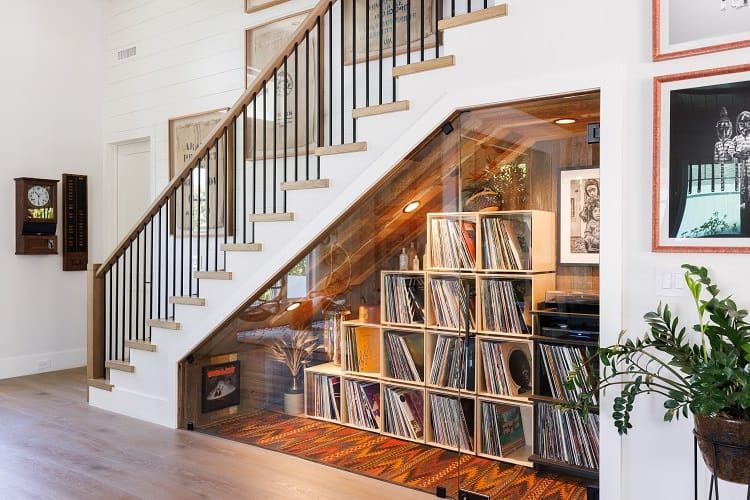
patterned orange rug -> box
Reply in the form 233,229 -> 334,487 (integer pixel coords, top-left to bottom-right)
200,410 -> 592,499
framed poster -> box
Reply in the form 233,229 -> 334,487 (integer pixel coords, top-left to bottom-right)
343,0 -> 437,65
653,64 -> 750,253
653,0 -> 750,60
559,166 -> 600,265
245,0 -> 289,14
245,11 -> 318,157
168,108 -> 233,233
202,361 -> 241,413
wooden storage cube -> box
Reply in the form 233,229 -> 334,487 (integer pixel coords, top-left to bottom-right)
534,401 -> 600,473
426,390 -> 475,452
425,273 -> 477,332
426,212 -> 478,270
477,337 -> 532,399
381,383 -> 426,442
477,273 -> 555,336
478,398 -> 533,466
342,377 -> 381,431
425,331 -> 476,392
382,271 -> 426,326
341,322 -> 381,375
304,363 -> 342,422
535,339 -> 598,404
478,210 -> 555,272
382,328 -> 425,383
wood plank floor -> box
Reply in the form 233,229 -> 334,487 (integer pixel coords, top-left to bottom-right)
0,368 -> 433,500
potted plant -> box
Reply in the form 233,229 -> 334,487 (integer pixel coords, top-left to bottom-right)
565,264 -> 750,484
266,329 -> 319,414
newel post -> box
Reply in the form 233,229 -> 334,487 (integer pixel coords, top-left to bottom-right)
87,263 -> 105,384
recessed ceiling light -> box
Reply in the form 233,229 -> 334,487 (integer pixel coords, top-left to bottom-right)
554,118 -> 576,125
285,302 -> 300,312
403,200 -> 420,213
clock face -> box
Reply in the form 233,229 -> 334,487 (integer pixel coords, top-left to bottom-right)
27,185 -> 50,207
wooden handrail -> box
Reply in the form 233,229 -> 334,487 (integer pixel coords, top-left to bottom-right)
96,0 -> 334,277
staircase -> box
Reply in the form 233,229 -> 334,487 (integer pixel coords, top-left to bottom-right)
88,2 -> 513,427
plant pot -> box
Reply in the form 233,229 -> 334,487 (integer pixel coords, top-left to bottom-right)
694,414 -> 750,485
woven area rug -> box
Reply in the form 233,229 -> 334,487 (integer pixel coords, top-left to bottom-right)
200,410 -> 590,499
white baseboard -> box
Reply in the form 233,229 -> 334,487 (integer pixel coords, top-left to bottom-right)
0,348 -> 86,380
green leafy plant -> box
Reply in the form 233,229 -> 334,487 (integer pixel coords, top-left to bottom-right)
565,264 -> 750,434
679,211 -> 738,238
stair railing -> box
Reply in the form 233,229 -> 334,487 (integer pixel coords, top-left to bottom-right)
88,0 -> 495,379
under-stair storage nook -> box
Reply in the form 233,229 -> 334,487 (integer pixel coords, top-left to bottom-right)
305,210 -> 561,468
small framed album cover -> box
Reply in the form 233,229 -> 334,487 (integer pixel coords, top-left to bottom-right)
653,64 -> 750,253
558,166 -> 600,265
653,0 -> 750,61
202,361 -> 240,413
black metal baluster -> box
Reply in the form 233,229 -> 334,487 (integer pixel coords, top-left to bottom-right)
340,0 -> 345,144
392,0 -> 397,102
435,0 -> 440,58
214,140 -> 219,270
127,244 -> 133,341
353,0 -> 357,142
283,56 -> 288,196
420,0 -> 425,61
379,0 -> 384,104
328,3 -> 333,146
262,80 -> 268,213
273,70 -> 278,213
157,206 -> 162,320
172,188 -> 177,318
205,153 -> 210,271
451,0 -> 456,17
226,125 -> 231,247
189,169 -> 195,297
242,104 -> 248,243
252,95 -> 258,241
135,232 -> 140,341
293,46 -> 299,181
180,180 -> 185,295
141,227 -> 147,339
366,0 -> 370,106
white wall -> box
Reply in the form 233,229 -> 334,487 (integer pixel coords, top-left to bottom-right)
0,0 -> 104,379
93,1 -> 750,499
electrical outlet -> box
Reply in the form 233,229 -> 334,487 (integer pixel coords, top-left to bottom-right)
458,489 -> 490,500
37,359 -> 52,371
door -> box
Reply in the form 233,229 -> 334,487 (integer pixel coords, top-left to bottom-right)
114,138 -> 152,242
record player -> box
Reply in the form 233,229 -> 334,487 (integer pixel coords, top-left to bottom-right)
533,291 -> 599,340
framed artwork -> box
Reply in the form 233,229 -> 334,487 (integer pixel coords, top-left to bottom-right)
558,166 -> 600,265
168,108 -> 233,233
245,11 -> 318,157
653,0 -> 750,61
343,0 -> 437,65
201,361 -> 241,413
245,0 -> 289,14
653,64 -> 750,253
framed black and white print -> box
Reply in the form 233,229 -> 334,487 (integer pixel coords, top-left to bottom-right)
653,64 -> 750,253
653,0 -> 750,61
559,166 -> 600,265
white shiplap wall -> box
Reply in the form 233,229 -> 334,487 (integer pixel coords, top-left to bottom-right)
101,0 -> 315,251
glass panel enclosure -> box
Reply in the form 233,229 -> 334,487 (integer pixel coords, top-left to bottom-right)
180,90 -> 601,494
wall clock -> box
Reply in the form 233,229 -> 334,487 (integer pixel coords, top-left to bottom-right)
14,177 -> 59,255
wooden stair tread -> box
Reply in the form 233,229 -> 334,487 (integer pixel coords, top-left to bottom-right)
105,360 -> 135,373
393,55 -> 455,78
352,100 -> 409,119
280,179 -> 330,191
145,318 -> 181,330
438,3 -> 508,30
169,296 -> 206,306
193,270 -> 232,280
249,213 -> 294,222
125,339 -> 157,352
87,378 -> 114,391
315,142 -> 368,156
221,242 -> 262,252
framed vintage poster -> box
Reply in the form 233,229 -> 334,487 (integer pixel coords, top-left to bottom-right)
559,166 -> 600,265
245,11 -> 318,157
653,64 -> 750,253
168,108 -> 233,233
653,0 -> 750,60
245,0 -> 289,14
343,0 -> 437,65
201,361 -> 241,413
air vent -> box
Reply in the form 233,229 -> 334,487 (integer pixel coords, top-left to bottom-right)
116,45 -> 137,61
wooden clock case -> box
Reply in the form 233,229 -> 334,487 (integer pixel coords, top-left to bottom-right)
14,177 -> 59,255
